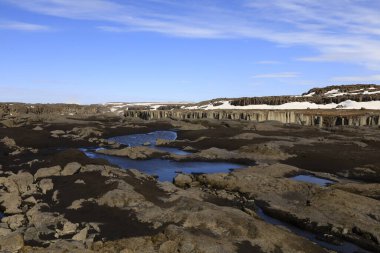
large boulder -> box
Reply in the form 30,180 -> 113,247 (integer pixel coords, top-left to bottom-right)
0,232 -> 24,252
26,203 -> 65,233
39,178 -> 54,194
0,174 -> 24,214
9,172 -> 34,195
2,214 -> 25,230
61,162 -> 81,176
96,183 -> 146,208
0,136 -> 17,148
71,127 -> 102,138
56,221 -> 78,237
72,227 -> 88,242
34,166 -> 61,181
0,227 -> 12,237
173,174 -> 194,188
0,192 -> 22,214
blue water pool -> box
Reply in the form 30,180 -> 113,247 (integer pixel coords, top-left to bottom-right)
83,131 -> 244,181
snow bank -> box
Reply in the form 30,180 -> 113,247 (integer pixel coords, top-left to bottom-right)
184,100 -> 380,110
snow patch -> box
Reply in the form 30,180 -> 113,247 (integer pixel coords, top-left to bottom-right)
325,89 -> 340,95
303,92 -> 315,97
183,100 -> 380,110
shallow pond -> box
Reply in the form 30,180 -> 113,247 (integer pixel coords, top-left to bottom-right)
83,131 -> 244,181
291,175 -> 335,186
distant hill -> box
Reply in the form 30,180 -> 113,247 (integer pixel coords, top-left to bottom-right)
105,84 -> 380,113
182,84 -> 380,110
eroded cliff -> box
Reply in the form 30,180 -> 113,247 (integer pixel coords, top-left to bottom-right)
124,109 -> 380,127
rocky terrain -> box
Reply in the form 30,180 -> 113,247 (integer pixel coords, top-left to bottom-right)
0,85 -> 379,252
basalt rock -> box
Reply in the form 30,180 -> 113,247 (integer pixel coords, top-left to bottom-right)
34,166 -> 62,181
193,163 -> 380,251
38,178 -> 54,194
173,174 -> 194,188
61,162 -> 81,176
0,232 -> 24,252
96,146 -> 169,160
124,109 -> 380,127
70,127 -> 102,139
0,176 -> 23,214
332,182 -> 380,200
2,214 -> 25,230
3,162 -> 331,253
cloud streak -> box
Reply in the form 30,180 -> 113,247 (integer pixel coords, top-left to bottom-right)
252,72 -> 299,79
331,75 -> 380,83
4,0 -> 380,70
0,21 -> 49,31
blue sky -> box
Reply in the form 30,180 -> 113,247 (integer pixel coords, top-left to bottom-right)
1,0 -> 380,103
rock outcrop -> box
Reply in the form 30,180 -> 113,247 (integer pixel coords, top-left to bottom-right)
124,109 -> 380,127
96,146 -> 169,159
187,164 -> 380,251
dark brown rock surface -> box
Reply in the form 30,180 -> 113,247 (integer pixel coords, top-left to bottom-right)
0,108 -> 379,252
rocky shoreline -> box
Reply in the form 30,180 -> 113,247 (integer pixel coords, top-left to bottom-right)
0,110 -> 379,252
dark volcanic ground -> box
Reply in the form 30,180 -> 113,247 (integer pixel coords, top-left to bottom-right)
0,114 -> 379,252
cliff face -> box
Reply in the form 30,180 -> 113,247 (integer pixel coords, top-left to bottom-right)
124,110 -> 380,127
1,103 -> 379,127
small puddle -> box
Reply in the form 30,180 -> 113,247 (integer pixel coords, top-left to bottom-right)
256,207 -> 370,253
291,175 -> 335,187
83,131 -> 244,181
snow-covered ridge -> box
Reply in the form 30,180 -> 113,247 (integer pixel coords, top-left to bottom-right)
181,85 -> 380,110
106,85 -> 380,112
182,100 -> 380,110
302,85 -> 380,97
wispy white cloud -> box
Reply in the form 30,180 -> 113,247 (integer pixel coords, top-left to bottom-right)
97,25 -> 125,33
331,75 -> 380,83
4,0 -> 380,70
252,72 -> 299,79
0,21 -> 49,31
